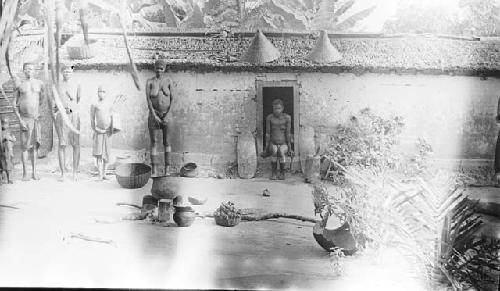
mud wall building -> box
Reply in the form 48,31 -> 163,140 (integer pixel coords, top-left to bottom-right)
3,32 -> 500,172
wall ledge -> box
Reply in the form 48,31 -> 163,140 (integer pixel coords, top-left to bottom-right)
72,62 -> 500,77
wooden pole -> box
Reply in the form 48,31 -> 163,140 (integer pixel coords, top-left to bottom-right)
79,0 -> 89,46
46,0 -> 57,84
44,0 -> 78,135
55,0 -> 65,84
118,0 -> 141,91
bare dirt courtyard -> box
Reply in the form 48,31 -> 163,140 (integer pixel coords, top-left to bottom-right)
0,150 -> 498,290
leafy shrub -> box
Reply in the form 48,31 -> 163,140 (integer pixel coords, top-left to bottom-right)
313,108 -> 499,290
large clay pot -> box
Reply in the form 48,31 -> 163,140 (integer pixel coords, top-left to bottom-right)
313,214 -> 357,255
151,176 -> 181,200
173,206 -> 196,227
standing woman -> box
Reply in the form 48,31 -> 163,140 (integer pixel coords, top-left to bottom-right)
146,59 -> 173,176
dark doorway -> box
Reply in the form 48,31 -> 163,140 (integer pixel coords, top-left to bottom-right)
262,86 -> 295,150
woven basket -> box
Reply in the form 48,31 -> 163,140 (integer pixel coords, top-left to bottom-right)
214,214 -> 241,227
115,163 -> 151,189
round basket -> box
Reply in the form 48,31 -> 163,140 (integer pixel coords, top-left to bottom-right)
180,162 -> 198,178
115,163 -> 151,189
214,214 -> 241,227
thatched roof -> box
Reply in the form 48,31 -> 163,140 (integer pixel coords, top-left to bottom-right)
306,30 -> 342,64
9,31 -> 500,76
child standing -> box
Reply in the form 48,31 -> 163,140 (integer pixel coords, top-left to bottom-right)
1,117 -> 16,184
90,85 -> 113,180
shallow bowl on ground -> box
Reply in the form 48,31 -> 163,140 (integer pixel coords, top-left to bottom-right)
115,163 -> 151,189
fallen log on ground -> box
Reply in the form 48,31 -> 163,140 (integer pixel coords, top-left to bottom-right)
202,212 -> 318,223
241,213 -> 319,223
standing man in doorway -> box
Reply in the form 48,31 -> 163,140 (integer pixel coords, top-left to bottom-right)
146,59 -> 173,176
54,64 -> 81,182
15,62 -> 44,181
263,99 -> 294,180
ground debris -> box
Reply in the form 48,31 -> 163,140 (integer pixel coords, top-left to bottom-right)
122,212 -> 148,221
0,204 -> 19,210
116,202 -> 142,209
64,233 -> 116,246
93,216 -> 121,224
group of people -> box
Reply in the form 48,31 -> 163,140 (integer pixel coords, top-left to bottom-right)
0,62 -> 117,183
0,59 -> 175,184
0,58 -> 295,184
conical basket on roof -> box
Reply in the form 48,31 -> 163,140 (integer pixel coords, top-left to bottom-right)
240,30 -> 281,64
306,30 -> 342,64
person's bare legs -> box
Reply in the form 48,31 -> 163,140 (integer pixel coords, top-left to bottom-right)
102,160 -> 109,180
31,148 -> 40,180
21,150 -> 30,181
6,170 -> 12,184
58,145 -> 66,181
150,128 -> 159,176
163,124 -> 171,176
277,147 -> 286,180
96,157 -> 103,181
73,145 -> 80,181
269,145 -> 278,180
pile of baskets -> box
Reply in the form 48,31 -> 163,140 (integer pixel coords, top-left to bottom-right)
214,201 -> 242,227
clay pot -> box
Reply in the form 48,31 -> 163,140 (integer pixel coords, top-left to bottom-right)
173,206 -> 195,227
313,214 -> 357,255
180,162 -> 198,178
151,176 -> 180,200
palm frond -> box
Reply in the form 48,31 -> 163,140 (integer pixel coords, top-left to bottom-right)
333,0 -> 354,17
334,5 -> 375,31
